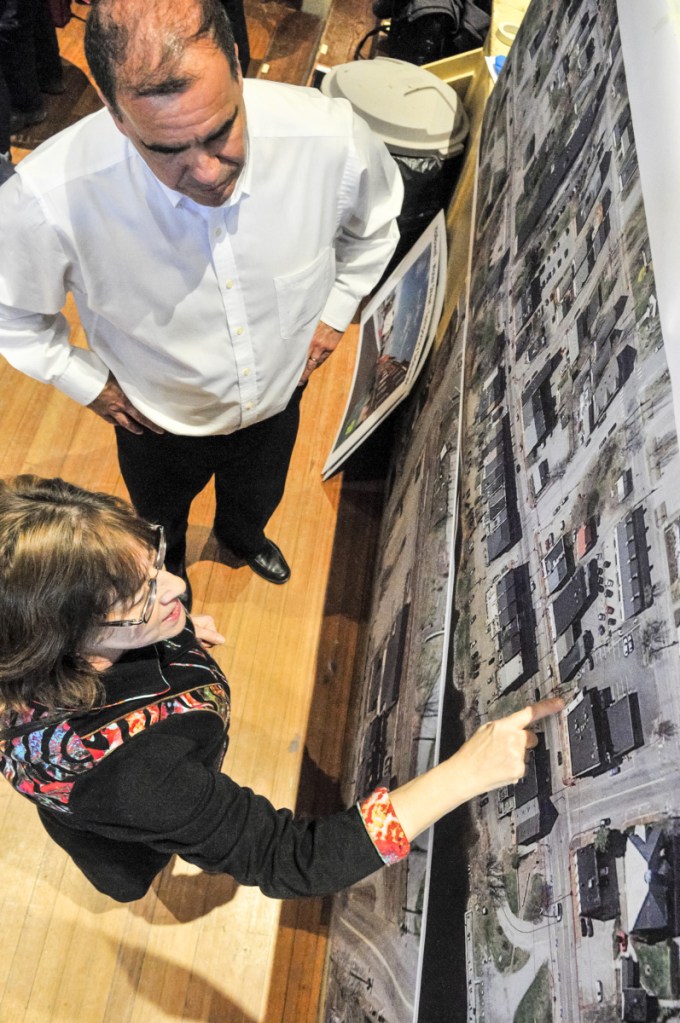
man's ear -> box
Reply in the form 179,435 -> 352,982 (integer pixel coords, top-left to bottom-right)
97,89 -> 130,138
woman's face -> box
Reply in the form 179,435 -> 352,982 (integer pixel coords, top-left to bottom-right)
89,544 -> 188,661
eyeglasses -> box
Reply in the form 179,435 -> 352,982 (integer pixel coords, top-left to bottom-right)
106,525 -> 167,628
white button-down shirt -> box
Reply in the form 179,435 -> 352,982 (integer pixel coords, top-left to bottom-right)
0,80 -> 402,434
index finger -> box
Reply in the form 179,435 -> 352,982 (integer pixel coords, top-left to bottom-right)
113,412 -> 144,435
126,407 -> 164,435
503,697 -> 565,730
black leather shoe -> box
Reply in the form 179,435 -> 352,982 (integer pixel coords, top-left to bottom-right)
10,105 -> 47,134
40,77 -> 66,95
245,539 -> 291,584
178,573 -> 193,612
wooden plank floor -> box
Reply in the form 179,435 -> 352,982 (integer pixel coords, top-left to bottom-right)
2,6 -> 381,1022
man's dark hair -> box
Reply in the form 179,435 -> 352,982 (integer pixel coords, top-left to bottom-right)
85,0 -> 239,116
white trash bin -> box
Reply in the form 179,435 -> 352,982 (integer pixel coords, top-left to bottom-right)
321,57 -> 469,258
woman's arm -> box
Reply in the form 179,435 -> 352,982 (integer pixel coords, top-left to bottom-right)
389,697 -> 564,842
62,697 -> 563,900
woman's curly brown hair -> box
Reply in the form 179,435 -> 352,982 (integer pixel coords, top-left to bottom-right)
0,476 -> 158,712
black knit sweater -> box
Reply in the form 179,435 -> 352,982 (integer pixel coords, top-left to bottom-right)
0,625 -> 384,902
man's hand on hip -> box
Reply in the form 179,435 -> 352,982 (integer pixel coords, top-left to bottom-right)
87,372 -> 164,434
299,321 -> 344,384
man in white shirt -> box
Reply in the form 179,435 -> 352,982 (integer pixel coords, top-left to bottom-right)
0,0 -> 402,591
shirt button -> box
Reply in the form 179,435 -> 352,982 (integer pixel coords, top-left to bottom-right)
235,326 -> 244,336
225,279 -> 234,289
243,367 -> 251,377
215,227 -> 223,238
245,401 -> 254,411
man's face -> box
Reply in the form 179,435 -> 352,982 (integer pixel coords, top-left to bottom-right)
111,40 -> 246,207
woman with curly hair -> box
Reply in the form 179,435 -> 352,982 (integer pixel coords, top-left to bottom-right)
0,474 -> 562,902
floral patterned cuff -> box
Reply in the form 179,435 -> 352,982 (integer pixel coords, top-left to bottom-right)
357,787 -> 410,865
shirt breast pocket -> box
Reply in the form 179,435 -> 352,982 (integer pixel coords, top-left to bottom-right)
274,247 -> 335,341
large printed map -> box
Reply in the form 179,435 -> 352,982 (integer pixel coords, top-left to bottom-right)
325,0 -> 680,1019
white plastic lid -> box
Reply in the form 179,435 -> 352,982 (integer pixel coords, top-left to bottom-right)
320,57 -> 469,158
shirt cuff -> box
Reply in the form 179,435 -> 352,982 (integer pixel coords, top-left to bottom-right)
52,346 -> 112,406
320,286 -> 358,333
357,787 -> 410,866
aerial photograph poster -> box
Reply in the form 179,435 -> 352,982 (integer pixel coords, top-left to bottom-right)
456,0 -> 680,1019
322,211 -> 446,480
324,0 -> 680,1020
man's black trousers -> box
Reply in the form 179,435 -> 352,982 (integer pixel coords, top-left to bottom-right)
115,388 -> 302,572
